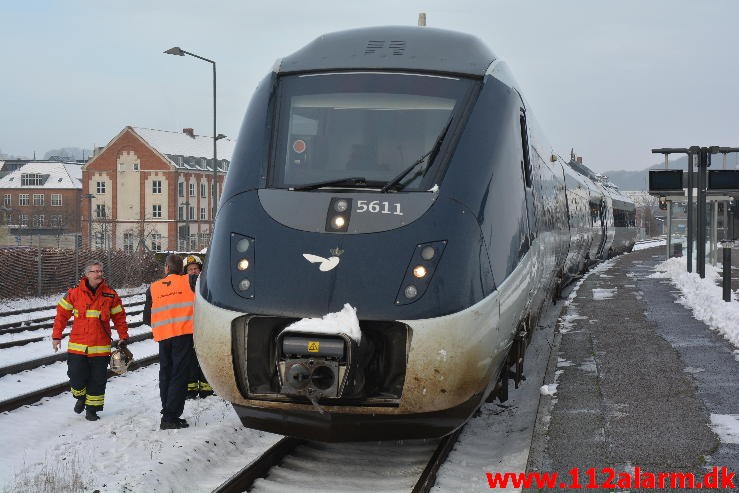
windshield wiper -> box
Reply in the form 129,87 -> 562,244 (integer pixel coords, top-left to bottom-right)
380,115 -> 454,193
290,177 -> 382,191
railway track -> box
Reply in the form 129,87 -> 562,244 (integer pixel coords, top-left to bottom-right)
213,429 -> 462,493
0,303 -> 145,333
0,324 -> 151,377
0,290 -> 146,319
0,353 -> 159,413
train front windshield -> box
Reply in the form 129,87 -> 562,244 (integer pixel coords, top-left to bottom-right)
270,72 -> 476,190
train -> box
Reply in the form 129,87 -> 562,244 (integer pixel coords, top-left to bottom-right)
194,26 -> 637,442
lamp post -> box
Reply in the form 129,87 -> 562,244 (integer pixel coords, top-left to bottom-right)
164,46 -> 226,228
81,193 -> 95,249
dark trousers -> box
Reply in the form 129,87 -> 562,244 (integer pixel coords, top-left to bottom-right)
159,334 -> 194,421
189,357 -> 209,387
67,353 -> 110,412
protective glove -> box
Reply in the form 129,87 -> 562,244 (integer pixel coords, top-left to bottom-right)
118,339 -> 134,360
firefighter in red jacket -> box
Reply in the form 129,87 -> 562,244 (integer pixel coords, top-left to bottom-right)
52,260 -> 129,421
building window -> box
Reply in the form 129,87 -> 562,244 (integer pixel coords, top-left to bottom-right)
3,194 -> 10,206
96,204 -> 106,218
178,182 -> 184,197
152,204 -> 162,218
178,206 -> 184,220
133,162 -> 140,171
21,173 -> 44,186
34,215 -> 44,227
200,183 -> 206,198
189,183 -> 195,197
19,194 -> 29,206
151,233 -> 162,252
33,194 -> 44,206
118,163 -> 127,172
19,214 -> 28,226
200,207 -> 206,220
96,181 -> 106,194
123,232 -> 134,253
189,206 -> 195,220
50,215 -> 63,227
51,194 -> 62,206
152,180 -> 162,194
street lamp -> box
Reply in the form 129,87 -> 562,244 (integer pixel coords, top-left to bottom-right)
165,46 -> 224,226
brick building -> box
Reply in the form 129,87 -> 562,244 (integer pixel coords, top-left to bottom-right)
82,126 -> 234,251
0,162 -> 82,248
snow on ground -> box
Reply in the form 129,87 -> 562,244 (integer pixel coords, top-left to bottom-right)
0,364 -> 280,492
649,256 -> 739,348
633,238 -> 666,251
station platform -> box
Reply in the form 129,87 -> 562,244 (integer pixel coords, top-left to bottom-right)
525,245 -> 739,491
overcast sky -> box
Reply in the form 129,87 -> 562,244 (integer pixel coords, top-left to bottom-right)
2,1 -> 738,172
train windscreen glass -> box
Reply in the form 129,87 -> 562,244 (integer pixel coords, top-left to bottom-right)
270,72 -> 475,190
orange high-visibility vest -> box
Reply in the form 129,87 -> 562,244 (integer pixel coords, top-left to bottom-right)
149,274 -> 194,342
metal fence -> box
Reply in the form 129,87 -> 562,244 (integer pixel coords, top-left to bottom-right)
0,248 -> 164,299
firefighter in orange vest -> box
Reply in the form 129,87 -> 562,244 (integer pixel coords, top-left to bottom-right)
52,260 -> 129,421
182,254 -> 214,399
143,254 -> 196,430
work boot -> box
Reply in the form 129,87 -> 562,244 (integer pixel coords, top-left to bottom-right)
198,382 -> 214,398
74,398 -> 85,414
85,409 -> 100,421
160,417 -> 189,430
186,382 -> 199,400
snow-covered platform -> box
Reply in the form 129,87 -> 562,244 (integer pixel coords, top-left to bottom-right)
527,245 -> 739,485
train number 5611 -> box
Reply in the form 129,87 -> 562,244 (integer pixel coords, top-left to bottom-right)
355,200 -> 403,216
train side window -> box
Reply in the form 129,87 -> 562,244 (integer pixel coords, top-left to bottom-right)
519,108 -> 532,188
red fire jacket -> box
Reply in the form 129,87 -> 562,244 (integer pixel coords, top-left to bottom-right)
52,278 -> 129,357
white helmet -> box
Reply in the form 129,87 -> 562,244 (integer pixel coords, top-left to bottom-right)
183,254 -> 203,271
110,347 -> 133,375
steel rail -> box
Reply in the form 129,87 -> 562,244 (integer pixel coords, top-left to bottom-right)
0,291 -> 146,319
412,427 -> 463,492
0,304 -> 145,332
211,437 -> 304,493
0,353 -> 159,414
210,428 -> 463,492
0,325 -> 151,377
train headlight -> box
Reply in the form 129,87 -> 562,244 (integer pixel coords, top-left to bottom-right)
325,197 -> 352,232
421,246 -> 435,260
395,240 -> 447,305
332,216 -> 346,229
236,238 -> 251,253
404,285 -> 418,299
412,265 -> 427,279
231,233 -> 255,299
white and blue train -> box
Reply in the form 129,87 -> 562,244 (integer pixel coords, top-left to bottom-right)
194,26 -> 636,441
